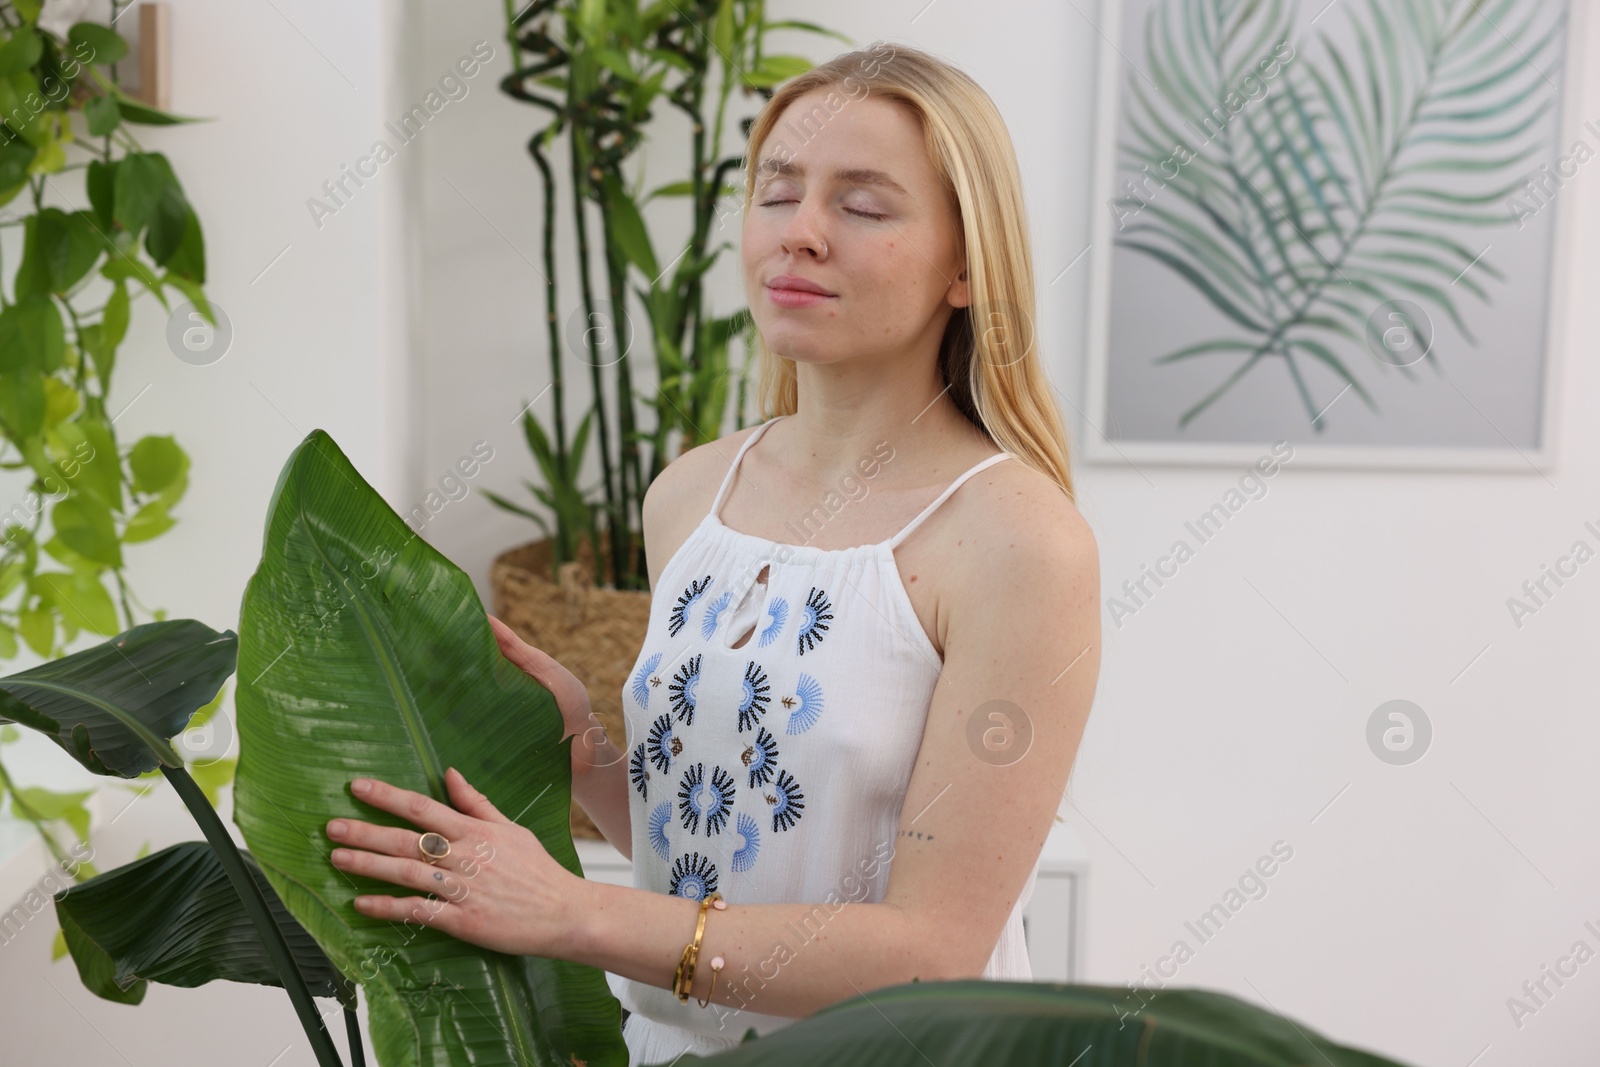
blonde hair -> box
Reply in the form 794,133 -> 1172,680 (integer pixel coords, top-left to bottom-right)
740,41 -> 1076,502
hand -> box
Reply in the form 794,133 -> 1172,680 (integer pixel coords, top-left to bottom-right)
488,613 -> 592,732
488,613 -> 620,769
326,767 -> 587,958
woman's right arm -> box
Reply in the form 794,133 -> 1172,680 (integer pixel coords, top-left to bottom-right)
567,714 -> 632,861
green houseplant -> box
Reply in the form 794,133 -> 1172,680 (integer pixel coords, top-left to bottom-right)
0,0 -> 225,934
2,426 -> 1419,1066
487,0 -> 847,590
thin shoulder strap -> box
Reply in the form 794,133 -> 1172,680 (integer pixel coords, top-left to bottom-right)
709,415 -> 789,520
887,451 -> 1013,551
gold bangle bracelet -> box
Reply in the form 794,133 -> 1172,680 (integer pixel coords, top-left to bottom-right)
674,892 -> 725,1003
696,952 -> 725,1008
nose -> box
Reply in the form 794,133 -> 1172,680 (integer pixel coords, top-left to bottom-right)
777,198 -> 828,260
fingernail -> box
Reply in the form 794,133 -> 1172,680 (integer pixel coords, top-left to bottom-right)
331,849 -> 350,863
352,779 -> 371,795
328,820 -> 347,837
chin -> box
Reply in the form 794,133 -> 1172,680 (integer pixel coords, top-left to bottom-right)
755,322 -> 829,361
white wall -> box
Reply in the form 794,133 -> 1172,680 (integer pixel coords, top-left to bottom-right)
2,1 -> 1596,1066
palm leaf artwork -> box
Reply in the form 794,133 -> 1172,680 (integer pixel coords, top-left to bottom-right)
232,429 -> 627,1067
1113,0 -> 1564,430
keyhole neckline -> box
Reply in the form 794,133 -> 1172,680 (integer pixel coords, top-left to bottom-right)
721,561 -> 774,651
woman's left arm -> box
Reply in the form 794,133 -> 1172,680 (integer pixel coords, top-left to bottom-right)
328,482 -> 1100,1020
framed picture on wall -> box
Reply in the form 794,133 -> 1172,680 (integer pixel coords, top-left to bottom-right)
1082,0 -> 1584,470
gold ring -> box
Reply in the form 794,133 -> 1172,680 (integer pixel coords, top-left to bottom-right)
418,832 -> 451,864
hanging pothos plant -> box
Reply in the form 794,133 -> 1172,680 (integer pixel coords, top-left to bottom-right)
0,0 -> 228,946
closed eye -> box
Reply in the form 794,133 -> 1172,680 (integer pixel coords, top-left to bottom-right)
758,198 -> 888,221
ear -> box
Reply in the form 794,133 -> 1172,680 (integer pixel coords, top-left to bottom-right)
446,767 -> 511,824
947,261 -> 971,309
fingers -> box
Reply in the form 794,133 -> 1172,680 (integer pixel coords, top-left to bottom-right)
333,846 -> 471,899
488,616 -> 547,673
349,777 -> 475,839
353,891 -> 460,930
446,767 -> 511,825
326,817 -> 422,858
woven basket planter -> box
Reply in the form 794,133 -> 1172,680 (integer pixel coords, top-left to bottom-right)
488,536 -> 649,842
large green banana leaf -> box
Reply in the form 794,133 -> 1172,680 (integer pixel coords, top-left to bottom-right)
55,840 -> 356,1008
677,979 -> 1414,1067
0,618 -> 236,776
233,428 -> 625,1067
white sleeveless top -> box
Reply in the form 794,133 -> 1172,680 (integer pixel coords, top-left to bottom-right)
615,414 -> 1039,1045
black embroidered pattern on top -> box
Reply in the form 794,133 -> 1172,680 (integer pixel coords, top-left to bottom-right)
797,586 -> 833,655
629,742 -> 649,799
668,576 -> 714,638
742,726 -> 779,789
668,654 -> 701,725
769,768 -> 806,832
669,851 -> 719,900
646,713 -> 677,773
736,660 -> 772,733
677,762 -> 736,836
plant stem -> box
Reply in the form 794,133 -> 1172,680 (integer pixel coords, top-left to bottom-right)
0,755 -> 78,872
343,1006 -> 366,1067
163,765 -> 345,1067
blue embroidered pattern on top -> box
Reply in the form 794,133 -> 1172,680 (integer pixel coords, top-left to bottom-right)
731,811 -> 761,872
786,673 -> 825,734
757,597 -> 788,647
648,802 -> 672,859
701,591 -> 732,640
630,652 -> 661,709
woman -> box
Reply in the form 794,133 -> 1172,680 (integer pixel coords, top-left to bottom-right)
323,42 -> 1100,1065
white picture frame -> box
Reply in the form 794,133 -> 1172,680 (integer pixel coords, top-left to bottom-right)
1081,0 -> 1584,472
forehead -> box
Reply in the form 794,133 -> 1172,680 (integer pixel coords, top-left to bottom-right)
753,90 -> 928,194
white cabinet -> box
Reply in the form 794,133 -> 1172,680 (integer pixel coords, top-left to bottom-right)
1021,820 -> 1090,982
576,819 -> 1088,983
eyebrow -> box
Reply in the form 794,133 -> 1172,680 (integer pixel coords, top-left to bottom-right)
754,158 -> 909,197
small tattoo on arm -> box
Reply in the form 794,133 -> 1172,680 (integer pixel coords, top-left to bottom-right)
897,830 -> 934,841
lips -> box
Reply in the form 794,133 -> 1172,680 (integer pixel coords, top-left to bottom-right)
767,274 -> 835,296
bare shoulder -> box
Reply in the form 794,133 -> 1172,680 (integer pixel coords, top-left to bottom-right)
640,424 -> 765,590
942,456 -> 1099,599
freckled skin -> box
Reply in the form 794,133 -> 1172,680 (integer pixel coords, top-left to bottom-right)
741,89 -> 968,371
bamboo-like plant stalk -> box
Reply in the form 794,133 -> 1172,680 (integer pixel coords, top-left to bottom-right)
490,1 -> 836,591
